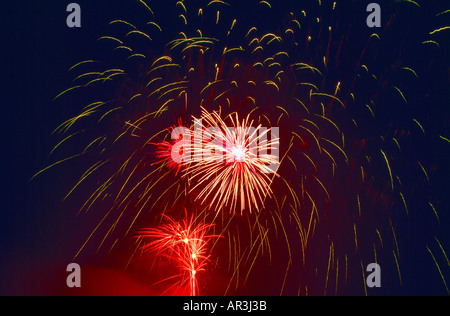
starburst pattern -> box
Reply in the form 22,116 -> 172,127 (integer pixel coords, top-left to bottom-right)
181,108 -> 279,214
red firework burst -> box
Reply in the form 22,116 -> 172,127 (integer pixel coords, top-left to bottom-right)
149,118 -> 187,176
137,212 -> 222,296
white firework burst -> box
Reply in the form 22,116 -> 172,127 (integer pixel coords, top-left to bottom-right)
183,108 -> 280,214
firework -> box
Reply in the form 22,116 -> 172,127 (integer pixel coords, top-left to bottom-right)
179,107 -> 279,214
149,118 -> 187,176
37,0 -> 450,296
137,212 -> 222,296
